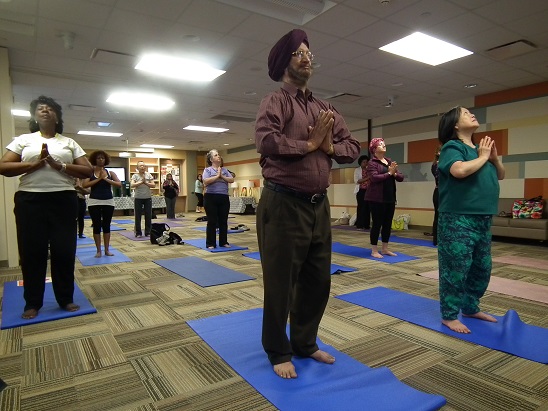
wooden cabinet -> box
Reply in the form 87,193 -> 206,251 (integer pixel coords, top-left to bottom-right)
128,157 -> 161,195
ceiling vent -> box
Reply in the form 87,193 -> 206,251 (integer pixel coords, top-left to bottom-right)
211,112 -> 256,123
215,0 -> 337,25
90,48 -> 136,65
0,11 -> 35,37
485,40 -> 537,60
326,93 -> 362,103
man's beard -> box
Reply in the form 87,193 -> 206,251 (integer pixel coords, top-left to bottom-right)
287,64 -> 311,86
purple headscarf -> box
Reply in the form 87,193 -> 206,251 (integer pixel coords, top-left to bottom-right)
268,29 -> 309,82
369,138 -> 384,155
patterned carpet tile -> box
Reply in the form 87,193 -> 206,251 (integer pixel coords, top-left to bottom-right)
115,322 -> 199,359
0,327 -> 22,355
85,280 -> 146,299
403,361 -> 545,411
91,291 -> 161,311
21,334 -> 126,385
101,303 -> 182,333
154,378 -> 275,411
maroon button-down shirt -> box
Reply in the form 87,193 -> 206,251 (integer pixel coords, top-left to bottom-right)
255,82 -> 360,195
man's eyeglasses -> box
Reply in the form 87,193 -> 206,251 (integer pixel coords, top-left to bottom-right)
291,50 -> 314,61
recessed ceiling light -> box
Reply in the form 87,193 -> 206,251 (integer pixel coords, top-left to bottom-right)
135,54 -> 225,82
244,91 -> 256,96
140,144 -> 174,149
183,125 -> 229,133
380,32 -> 473,66
106,92 -> 175,111
11,109 -> 30,117
223,143 -> 229,146
97,121 -> 111,127
77,131 -> 123,137
464,83 -> 478,88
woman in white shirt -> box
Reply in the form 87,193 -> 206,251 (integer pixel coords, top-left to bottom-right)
0,96 -> 92,320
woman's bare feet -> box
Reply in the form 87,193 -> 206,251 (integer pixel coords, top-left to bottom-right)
310,349 -> 335,364
273,361 -> 297,379
105,250 -> 114,256
22,308 -> 39,319
94,252 -> 102,258
63,303 -> 80,312
463,312 -> 498,323
442,319 -> 470,333
371,251 -> 383,258
382,250 -> 397,257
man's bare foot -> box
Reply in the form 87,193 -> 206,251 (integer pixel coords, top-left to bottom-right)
22,309 -> 38,319
463,312 -> 498,323
94,252 -> 102,258
63,303 -> 80,312
442,319 -> 470,333
382,250 -> 397,256
273,361 -> 297,379
105,250 -> 114,256
310,350 -> 335,364
371,251 -> 383,258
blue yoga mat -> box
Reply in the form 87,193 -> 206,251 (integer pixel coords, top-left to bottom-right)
388,236 -> 436,248
193,227 -> 245,233
109,225 -> 126,231
242,251 -> 357,275
187,308 -> 446,411
332,242 -> 419,263
111,219 -> 134,224
76,246 -> 131,266
1,281 -> 97,329
184,238 -> 248,253
76,236 -> 95,246
337,287 -> 548,364
153,256 -> 253,287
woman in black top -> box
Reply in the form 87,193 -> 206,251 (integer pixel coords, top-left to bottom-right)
162,173 -> 179,219
82,151 -> 121,257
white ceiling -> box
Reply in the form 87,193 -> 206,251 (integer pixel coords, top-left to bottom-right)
2,0 -> 548,152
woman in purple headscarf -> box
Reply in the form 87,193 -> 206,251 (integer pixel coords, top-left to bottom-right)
365,138 -> 404,258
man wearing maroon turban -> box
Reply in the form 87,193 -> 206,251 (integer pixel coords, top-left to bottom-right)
255,29 -> 360,379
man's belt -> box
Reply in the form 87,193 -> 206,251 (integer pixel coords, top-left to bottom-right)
265,180 -> 326,204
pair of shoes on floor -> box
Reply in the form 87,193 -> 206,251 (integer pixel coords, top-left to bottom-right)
231,224 -> 250,231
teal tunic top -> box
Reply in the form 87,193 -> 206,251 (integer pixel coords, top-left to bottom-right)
438,140 -> 500,215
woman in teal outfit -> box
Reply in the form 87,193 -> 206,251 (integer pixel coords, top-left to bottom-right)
437,106 -> 505,334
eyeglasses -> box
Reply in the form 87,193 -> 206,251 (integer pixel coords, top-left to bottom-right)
291,50 -> 314,61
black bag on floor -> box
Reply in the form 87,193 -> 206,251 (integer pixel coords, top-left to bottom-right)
150,223 -> 170,244
168,232 -> 183,245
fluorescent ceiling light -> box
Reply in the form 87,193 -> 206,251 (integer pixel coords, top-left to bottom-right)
11,109 -> 31,117
379,32 -> 473,66
183,125 -> 229,133
135,54 -> 225,82
140,144 -> 174,149
128,147 -> 154,153
106,92 -> 175,111
77,131 -> 123,137
97,121 -> 111,127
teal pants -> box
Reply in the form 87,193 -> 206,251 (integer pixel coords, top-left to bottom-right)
438,213 -> 493,320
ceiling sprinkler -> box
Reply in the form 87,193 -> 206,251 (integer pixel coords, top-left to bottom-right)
385,96 -> 394,108
379,0 -> 390,5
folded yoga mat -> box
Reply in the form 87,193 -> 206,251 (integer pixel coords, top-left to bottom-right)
184,238 -> 248,253
337,287 -> 548,364
116,231 -> 150,242
242,251 -> 357,275
187,308 -> 446,411
193,226 -> 245,234
332,242 -> 419,263
153,256 -> 253,287
1,281 -> 97,329
418,270 -> 548,304
76,246 -> 131,266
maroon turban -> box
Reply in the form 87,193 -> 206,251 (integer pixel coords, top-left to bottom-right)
369,138 -> 384,155
268,29 -> 309,82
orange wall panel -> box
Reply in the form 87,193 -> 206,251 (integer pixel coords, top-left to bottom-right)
524,178 -> 548,199
472,129 -> 508,156
475,81 -> 548,107
408,138 -> 440,163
